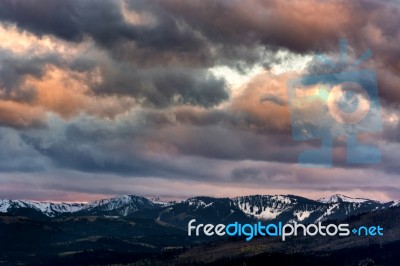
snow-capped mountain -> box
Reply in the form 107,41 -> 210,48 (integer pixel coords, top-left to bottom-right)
0,199 -> 85,217
80,195 -> 161,216
142,194 -> 398,226
0,195 -> 165,217
0,194 -> 398,224
318,194 -> 373,204
230,194 -> 389,223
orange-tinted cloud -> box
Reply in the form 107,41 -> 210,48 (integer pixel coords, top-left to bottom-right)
0,100 -> 44,128
230,71 -> 293,133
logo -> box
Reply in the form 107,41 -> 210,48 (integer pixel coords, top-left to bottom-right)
286,39 -> 382,167
188,219 -> 384,241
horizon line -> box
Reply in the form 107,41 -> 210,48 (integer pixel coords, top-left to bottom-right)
0,192 -> 397,204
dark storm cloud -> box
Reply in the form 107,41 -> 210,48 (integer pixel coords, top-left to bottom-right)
20,116 -> 156,175
158,0 -> 400,104
158,0 -> 345,53
6,0 -> 400,110
0,0 -> 231,108
1,0 -> 399,71
94,64 -> 229,108
0,0 -> 207,54
0,47 -> 229,111
0,0 -> 266,67
0,0 -> 298,75
17,115 -> 219,180
0,127 -> 50,171
0,0 -> 135,44
3,109 -> 297,178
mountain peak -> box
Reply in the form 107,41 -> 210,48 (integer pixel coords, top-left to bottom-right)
318,194 -> 369,204
87,194 -> 153,208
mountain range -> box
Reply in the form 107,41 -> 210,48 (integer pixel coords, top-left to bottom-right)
1,193 -> 399,224
1,193 -> 400,265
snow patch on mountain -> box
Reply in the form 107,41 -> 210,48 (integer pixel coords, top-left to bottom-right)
0,200 -> 11,212
390,200 -> 400,207
186,198 -> 207,209
270,195 -> 292,204
234,195 -> 296,220
294,210 -> 312,221
241,205 -> 283,220
316,203 -> 339,222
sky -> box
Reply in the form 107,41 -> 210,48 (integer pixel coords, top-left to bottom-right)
0,0 -> 399,202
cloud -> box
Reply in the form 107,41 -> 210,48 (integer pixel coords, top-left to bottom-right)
0,127 -> 50,171
92,62 -> 229,108
0,100 -> 45,128
0,0 -> 133,43
158,0 -> 400,106
0,0 -> 398,201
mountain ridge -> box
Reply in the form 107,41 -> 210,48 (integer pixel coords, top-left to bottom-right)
1,193 -> 399,265
1,193 -> 399,224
